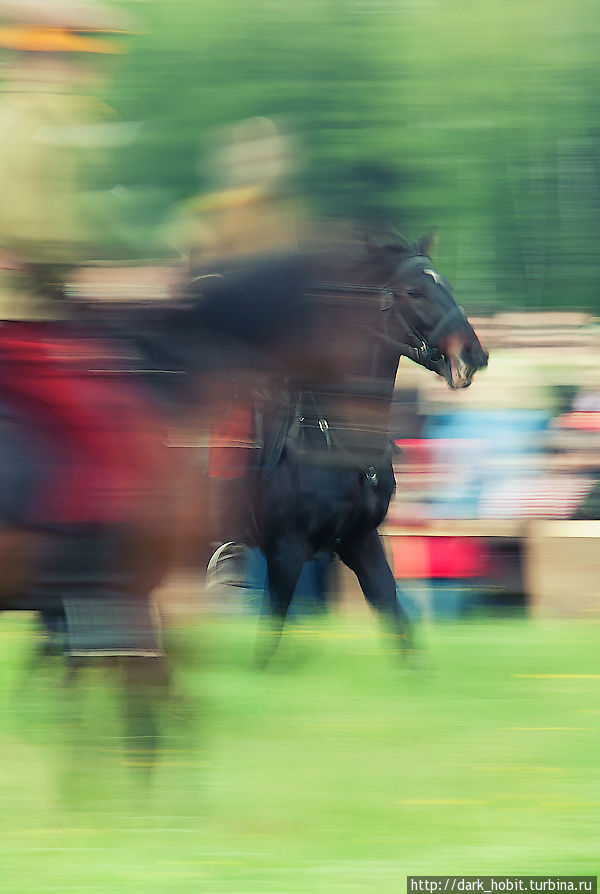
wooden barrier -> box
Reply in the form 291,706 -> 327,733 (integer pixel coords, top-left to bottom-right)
335,521 -> 525,612
524,520 -> 600,617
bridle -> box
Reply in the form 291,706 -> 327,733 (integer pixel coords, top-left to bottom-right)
283,255 -> 470,481
312,254 -> 466,367
378,254 -> 470,366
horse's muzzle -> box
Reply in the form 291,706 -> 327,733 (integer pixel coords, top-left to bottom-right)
439,342 -> 488,390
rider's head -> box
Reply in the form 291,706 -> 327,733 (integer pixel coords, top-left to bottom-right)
206,117 -> 296,195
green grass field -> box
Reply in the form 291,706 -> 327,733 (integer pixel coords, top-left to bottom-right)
1,612 -> 599,892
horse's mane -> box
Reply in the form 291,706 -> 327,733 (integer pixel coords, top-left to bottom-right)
306,223 -> 419,286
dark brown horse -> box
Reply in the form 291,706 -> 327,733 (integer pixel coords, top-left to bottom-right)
248,232 -> 488,663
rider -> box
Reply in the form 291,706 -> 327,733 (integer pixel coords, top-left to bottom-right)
169,118 -> 307,579
0,0 -> 171,654
168,116 -> 302,270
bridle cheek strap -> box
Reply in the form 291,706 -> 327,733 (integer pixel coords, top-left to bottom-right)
378,255 -> 467,363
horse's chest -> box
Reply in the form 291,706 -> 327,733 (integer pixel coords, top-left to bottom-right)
294,463 -> 392,545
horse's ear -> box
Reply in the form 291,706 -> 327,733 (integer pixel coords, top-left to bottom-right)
386,231 -> 412,254
417,229 -> 438,258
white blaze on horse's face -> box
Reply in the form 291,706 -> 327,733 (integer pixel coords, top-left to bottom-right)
389,246 -> 488,389
423,268 -> 444,286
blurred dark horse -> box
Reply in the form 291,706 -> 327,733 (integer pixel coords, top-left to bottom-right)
0,254 -> 315,604
249,232 -> 488,663
0,253 -> 315,759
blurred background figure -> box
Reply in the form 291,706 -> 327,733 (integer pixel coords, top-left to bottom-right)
0,0 -> 172,664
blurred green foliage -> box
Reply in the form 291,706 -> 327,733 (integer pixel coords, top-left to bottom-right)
108,0 -> 599,311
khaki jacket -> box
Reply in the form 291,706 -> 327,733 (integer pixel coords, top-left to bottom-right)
0,83 -> 116,319
168,184 -> 301,268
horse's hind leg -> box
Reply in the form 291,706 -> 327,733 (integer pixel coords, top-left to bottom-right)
336,529 -> 414,657
258,533 -> 312,668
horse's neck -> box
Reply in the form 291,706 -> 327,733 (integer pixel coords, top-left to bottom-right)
293,335 -> 400,452
295,249 -> 406,445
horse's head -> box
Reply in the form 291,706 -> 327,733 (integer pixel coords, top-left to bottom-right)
375,232 -> 488,389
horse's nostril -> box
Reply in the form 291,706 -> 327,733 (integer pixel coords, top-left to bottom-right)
461,344 -> 488,372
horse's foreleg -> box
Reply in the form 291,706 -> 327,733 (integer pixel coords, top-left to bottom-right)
258,534 -> 312,668
336,529 -> 414,657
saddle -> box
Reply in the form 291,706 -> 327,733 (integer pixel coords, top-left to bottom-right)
256,391 -> 394,484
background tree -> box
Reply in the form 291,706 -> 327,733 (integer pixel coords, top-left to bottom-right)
105,0 -> 600,312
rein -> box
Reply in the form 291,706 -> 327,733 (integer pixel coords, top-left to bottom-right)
312,250 -> 462,366
310,280 -> 430,363
289,258 -> 451,473
266,255 -> 468,481
291,390 -> 389,487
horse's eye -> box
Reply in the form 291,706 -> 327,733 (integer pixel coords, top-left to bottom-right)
405,289 -> 421,299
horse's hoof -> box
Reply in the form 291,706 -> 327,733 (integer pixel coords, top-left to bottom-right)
403,648 -> 434,675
